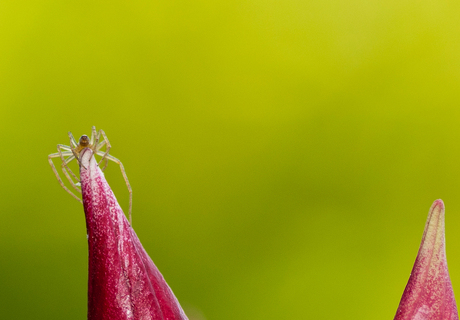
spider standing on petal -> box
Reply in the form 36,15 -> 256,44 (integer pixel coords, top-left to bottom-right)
48,126 -> 133,225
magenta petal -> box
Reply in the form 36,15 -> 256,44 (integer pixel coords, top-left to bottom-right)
79,148 -> 188,320
394,200 -> 458,320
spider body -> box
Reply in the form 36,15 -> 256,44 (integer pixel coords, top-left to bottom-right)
48,126 -> 133,225
76,135 -> 90,149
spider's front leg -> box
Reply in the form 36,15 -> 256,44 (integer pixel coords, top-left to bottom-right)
90,126 -> 97,146
69,131 -> 78,148
68,131 -> 81,163
96,129 -> 111,170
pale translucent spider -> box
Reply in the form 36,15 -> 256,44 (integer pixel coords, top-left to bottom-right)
48,126 -> 133,225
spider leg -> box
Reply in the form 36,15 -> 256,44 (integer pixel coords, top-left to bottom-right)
90,126 -> 97,146
68,132 -> 80,159
97,152 -> 132,226
48,152 -> 82,203
96,139 -> 108,171
96,129 -> 111,168
68,132 -> 78,148
58,145 -> 72,152
61,154 -> 82,193
101,157 -> 109,171
58,144 -> 79,182
96,137 -> 107,149
68,131 -> 86,169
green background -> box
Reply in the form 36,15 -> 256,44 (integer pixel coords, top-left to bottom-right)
2,0 -> 460,319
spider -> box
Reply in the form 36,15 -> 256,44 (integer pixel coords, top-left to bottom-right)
48,126 -> 133,225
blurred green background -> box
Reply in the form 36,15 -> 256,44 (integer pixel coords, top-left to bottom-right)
2,0 -> 460,319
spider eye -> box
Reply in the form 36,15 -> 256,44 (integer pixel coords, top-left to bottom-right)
79,135 -> 90,147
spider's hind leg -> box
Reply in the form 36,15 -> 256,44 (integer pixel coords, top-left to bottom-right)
48,152 -> 82,203
101,157 -> 109,172
58,144 -> 79,183
61,154 -> 82,193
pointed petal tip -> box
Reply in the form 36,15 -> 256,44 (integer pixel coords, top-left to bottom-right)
432,199 -> 445,211
393,199 -> 458,320
80,148 -> 93,169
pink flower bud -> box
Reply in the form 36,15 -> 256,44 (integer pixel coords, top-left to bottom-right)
80,148 -> 188,320
394,199 -> 458,320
